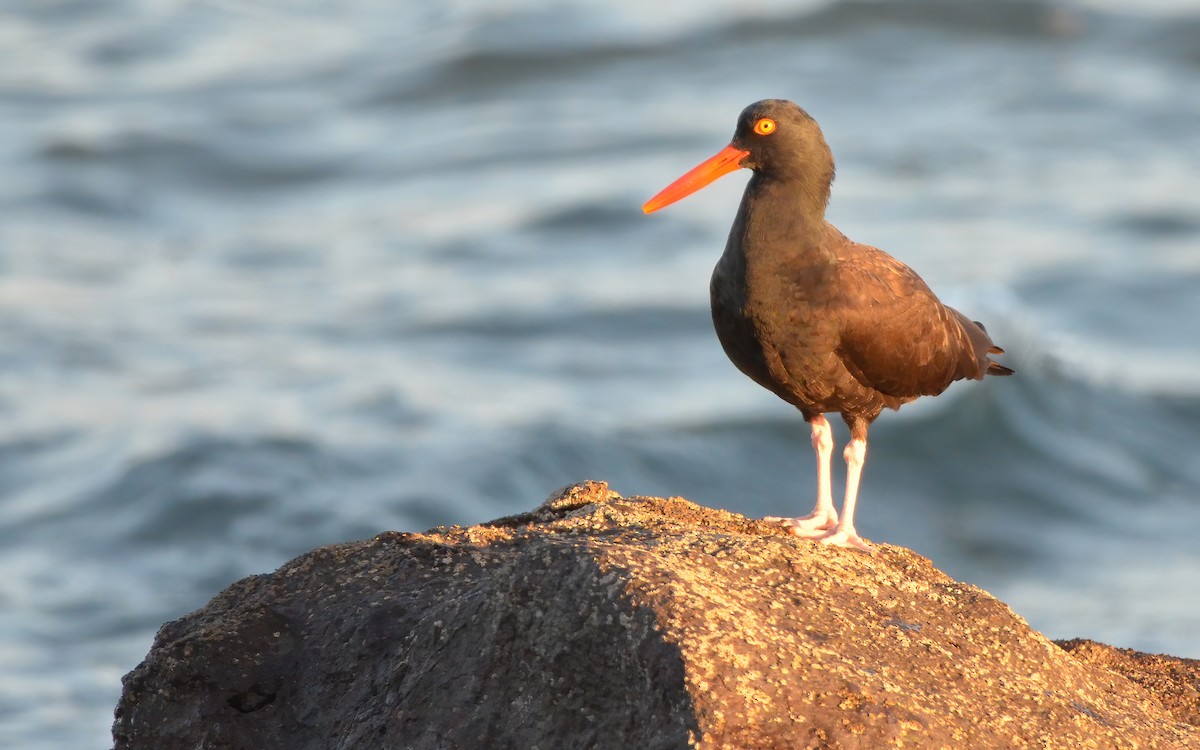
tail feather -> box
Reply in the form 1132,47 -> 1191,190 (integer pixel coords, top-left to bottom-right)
970,318 -> 1013,375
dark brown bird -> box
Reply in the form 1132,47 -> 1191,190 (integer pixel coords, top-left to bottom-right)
643,99 -> 1012,551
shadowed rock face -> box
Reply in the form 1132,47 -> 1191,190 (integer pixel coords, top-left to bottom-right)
113,482 -> 1200,749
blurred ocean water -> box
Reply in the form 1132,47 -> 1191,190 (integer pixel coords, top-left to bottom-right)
2,1 -> 1200,747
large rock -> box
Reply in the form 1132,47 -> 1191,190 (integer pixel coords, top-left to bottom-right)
113,481 -> 1200,749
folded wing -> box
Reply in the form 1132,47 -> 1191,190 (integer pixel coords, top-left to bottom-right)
832,244 -> 1010,399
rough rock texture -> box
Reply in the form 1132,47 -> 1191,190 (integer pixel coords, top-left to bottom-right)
114,481 -> 1200,749
1056,638 -> 1200,728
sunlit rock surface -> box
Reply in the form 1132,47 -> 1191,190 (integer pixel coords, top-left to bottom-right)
113,481 -> 1199,749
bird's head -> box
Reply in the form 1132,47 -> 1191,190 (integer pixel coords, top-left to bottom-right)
643,99 -> 833,214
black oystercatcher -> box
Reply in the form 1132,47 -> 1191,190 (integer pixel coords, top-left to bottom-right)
643,99 -> 1012,551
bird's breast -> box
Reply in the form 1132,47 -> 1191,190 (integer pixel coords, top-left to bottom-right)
710,239 -> 841,407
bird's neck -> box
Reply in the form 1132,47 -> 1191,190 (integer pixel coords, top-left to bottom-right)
737,172 -> 835,262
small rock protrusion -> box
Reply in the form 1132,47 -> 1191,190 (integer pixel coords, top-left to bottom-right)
539,480 -> 621,514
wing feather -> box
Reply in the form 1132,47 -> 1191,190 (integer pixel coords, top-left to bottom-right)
831,244 -> 999,398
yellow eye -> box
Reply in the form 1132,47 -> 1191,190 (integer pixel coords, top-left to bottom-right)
753,118 -> 776,136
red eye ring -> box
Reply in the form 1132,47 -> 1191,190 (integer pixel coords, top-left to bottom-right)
753,118 -> 776,136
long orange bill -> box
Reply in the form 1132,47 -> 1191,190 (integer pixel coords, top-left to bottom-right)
642,144 -> 750,214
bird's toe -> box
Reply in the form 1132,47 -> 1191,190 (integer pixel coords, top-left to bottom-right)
763,512 -> 838,537
817,527 -> 874,553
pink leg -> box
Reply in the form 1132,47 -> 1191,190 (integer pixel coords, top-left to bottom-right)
818,438 -> 873,552
765,415 -> 838,534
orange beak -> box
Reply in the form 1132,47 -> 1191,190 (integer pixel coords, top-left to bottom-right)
642,144 -> 750,214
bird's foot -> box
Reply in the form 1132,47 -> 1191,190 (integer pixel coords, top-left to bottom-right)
763,510 -> 838,537
816,526 -> 873,553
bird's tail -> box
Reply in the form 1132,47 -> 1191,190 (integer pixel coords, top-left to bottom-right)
987,361 -> 1015,376
973,321 -> 1015,376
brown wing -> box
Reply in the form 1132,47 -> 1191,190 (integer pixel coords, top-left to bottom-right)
831,243 -> 1003,398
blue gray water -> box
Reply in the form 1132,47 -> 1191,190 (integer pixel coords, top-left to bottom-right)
3,1 -> 1200,747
